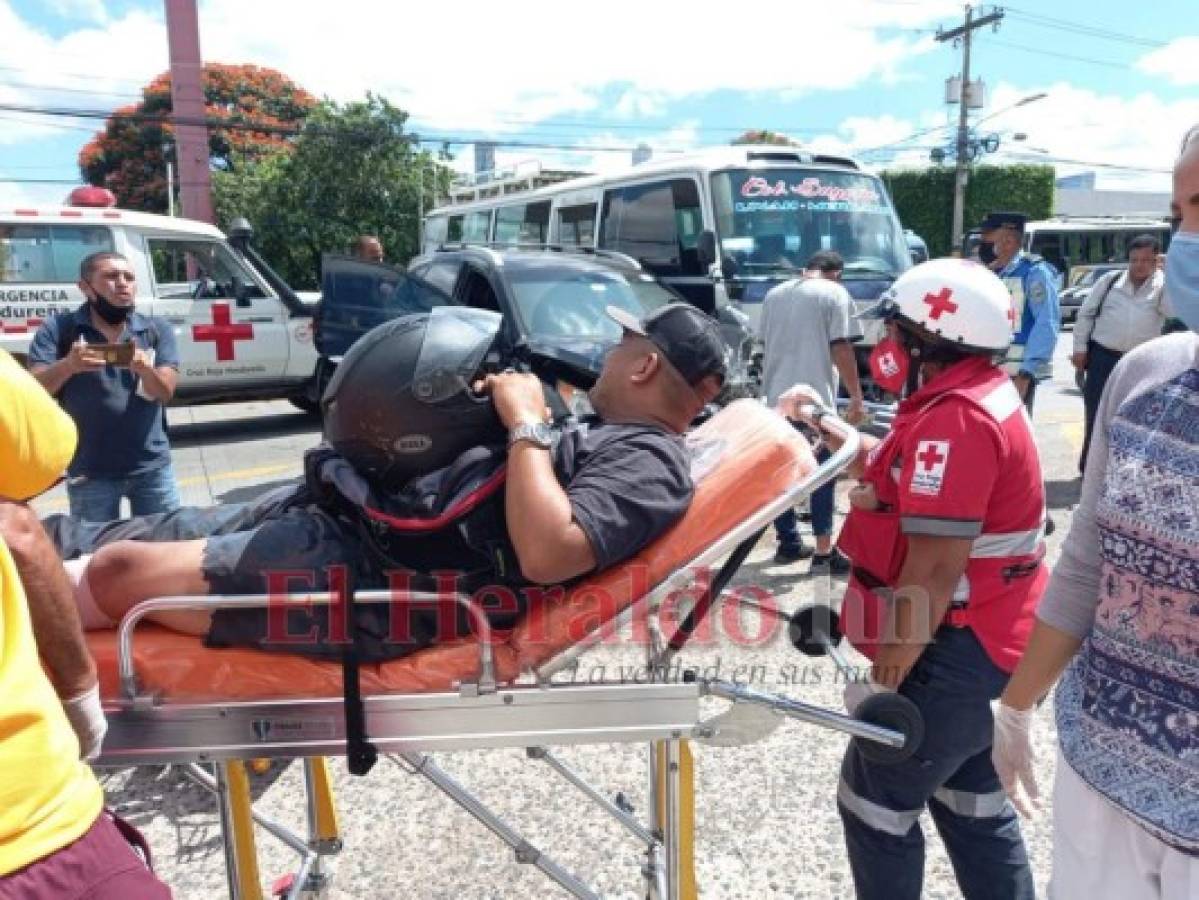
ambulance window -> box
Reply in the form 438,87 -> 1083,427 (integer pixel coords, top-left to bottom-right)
0,224 -> 113,283
147,239 -> 266,301
558,204 -> 597,247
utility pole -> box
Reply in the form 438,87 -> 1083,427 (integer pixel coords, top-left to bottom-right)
164,0 -> 213,223
938,4 -> 1004,252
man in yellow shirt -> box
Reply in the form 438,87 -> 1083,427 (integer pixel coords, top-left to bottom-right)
0,350 -> 169,897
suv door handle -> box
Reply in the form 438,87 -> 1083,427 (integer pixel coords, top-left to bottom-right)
246,316 -> 274,323
165,316 -> 187,325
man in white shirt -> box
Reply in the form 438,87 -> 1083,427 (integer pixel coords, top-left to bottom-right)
1071,234 -> 1168,472
760,250 -> 864,572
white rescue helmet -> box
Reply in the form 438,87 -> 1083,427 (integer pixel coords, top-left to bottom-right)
867,258 -> 1014,353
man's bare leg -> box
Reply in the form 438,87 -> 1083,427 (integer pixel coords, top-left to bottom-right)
85,538 -> 213,636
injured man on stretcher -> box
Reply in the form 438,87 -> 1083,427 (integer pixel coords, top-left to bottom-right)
47,305 -> 727,662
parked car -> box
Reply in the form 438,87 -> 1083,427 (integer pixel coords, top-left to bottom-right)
316,246 -> 754,413
1059,263 -> 1125,326
904,229 -> 929,264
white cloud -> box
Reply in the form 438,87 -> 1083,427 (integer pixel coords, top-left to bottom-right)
43,0 -> 108,25
809,82 -> 1196,193
0,1 -> 165,147
193,0 -> 949,134
1136,37 -> 1199,87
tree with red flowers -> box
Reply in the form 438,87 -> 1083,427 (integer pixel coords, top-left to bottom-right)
731,129 -> 803,147
78,63 -> 315,213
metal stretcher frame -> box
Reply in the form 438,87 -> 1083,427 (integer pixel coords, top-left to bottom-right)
92,409 -> 896,900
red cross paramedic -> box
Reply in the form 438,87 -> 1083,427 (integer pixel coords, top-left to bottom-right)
192,302 -> 254,362
777,258 -> 1046,900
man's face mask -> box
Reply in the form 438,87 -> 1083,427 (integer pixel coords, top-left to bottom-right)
977,241 -> 997,266
869,337 -> 910,395
1164,230 -> 1199,333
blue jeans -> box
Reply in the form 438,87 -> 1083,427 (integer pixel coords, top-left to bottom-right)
838,627 -> 1034,900
774,444 -> 833,546
67,464 -> 181,523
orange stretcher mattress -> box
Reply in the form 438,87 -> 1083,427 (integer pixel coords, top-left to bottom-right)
90,400 -> 815,702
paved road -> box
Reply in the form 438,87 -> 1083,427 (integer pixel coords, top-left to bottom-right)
37,333 -> 1089,899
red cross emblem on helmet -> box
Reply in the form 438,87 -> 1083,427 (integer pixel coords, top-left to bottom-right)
922,287 -> 959,320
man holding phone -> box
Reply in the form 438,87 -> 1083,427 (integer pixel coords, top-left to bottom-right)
28,252 -> 181,522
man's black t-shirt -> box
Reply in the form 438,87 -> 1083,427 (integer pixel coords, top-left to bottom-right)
554,418 -> 693,572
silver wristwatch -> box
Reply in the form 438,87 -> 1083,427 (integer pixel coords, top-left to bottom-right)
508,421 -> 554,449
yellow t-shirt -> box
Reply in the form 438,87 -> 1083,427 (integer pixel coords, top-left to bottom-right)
0,350 -> 103,875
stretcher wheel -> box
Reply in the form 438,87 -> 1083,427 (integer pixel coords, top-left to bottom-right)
788,605 -> 841,657
853,692 -> 925,765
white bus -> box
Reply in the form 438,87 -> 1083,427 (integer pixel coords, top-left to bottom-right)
423,146 -> 912,335
966,216 -> 1172,285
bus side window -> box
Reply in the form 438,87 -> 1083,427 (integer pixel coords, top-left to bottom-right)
558,204 -> 597,247
599,177 -> 704,277
424,215 -> 448,251
447,216 -> 464,244
463,212 -> 491,244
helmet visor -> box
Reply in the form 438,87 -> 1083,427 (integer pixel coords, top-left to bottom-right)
412,306 -> 502,403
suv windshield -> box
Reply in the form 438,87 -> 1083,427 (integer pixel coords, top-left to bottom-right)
711,168 -> 908,279
505,264 -> 676,343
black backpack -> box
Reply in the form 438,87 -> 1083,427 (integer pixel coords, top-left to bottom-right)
302,442 -> 524,594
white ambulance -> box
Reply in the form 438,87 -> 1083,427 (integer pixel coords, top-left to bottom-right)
0,206 -> 321,409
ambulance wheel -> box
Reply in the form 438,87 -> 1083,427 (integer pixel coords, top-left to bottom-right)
788,605 -> 841,657
853,692 -> 924,765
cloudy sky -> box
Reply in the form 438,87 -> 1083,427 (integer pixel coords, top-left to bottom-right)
1,0 -> 1196,208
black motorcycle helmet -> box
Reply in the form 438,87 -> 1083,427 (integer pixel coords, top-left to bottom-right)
321,307 -> 508,492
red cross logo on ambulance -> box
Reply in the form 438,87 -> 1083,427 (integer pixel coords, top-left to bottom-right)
910,440 -> 950,496
192,302 -> 254,361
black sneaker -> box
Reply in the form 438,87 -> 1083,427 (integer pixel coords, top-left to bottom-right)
774,543 -> 814,563
810,548 -> 851,576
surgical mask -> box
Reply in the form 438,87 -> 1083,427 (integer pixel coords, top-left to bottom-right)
1164,231 -> 1199,333
977,241 -> 997,266
869,337 -> 909,395
87,284 -> 132,325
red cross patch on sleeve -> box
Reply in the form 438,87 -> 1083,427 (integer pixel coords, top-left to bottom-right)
909,440 -> 950,496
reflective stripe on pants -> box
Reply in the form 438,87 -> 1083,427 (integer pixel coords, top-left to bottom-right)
837,626 -> 1035,900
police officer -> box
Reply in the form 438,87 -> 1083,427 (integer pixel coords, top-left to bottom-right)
778,259 -> 1046,900
976,211 -> 1061,410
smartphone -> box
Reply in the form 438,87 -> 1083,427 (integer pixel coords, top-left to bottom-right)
87,342 -> 136,367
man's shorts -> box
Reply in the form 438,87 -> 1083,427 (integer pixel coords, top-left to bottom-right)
0,812 -> 170,900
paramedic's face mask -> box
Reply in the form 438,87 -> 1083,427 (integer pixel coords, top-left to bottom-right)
868,336 -> 909,395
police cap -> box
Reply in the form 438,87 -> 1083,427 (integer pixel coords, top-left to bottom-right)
977,210 -> 1028,233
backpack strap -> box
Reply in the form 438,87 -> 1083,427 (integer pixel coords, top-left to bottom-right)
1090,270 -> 1121,323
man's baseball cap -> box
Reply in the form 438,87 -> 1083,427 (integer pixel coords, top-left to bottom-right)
606,302 -> 727,386
977,210 -> 1028,232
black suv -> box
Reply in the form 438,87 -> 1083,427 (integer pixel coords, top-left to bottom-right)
313,246 -> 703,404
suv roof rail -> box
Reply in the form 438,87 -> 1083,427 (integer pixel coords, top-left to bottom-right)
431,241 -> 643,271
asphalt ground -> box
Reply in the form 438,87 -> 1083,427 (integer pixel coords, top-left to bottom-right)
33,332 -> 1088,899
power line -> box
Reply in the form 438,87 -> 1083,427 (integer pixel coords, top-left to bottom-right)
0,79 -> 141,99
1002,6 -> 1167,49
984,37 -> 1133,71
0,101 -> 698,154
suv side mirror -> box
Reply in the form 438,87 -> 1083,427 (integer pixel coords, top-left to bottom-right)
696,230 -> 717,270
232,277 -> 255,307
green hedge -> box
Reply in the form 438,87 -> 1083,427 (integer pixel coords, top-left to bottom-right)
880,164 -> 1055,258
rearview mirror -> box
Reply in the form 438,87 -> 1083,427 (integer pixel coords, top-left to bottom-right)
232,277 -> 255,307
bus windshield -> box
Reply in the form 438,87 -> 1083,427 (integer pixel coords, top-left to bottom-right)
711,168 -> 908,279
